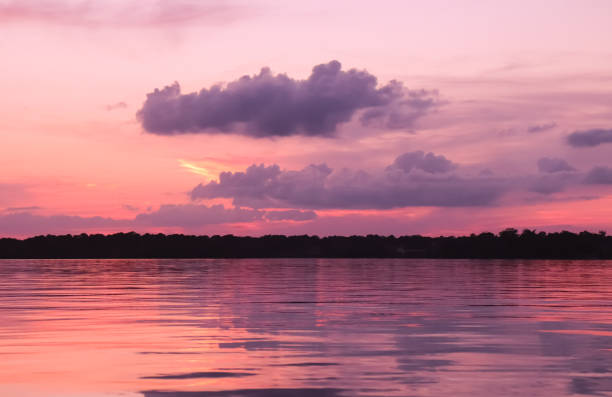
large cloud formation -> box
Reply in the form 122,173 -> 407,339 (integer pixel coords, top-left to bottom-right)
191,151 -> 505,209
567,129 -> 612,147
137,61 -> 438,137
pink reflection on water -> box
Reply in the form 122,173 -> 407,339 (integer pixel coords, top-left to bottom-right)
0,259 -> 611,396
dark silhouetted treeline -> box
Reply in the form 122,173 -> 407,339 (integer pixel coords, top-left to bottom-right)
1,229 -> 612,259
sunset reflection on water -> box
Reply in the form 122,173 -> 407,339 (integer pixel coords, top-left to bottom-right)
0,259 -> 611,396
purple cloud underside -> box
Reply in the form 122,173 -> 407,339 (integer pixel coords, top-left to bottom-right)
0,205 -> 318,236
191,151 -> 506,209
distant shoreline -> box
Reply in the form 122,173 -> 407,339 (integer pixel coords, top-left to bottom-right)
1,229 -> 611,259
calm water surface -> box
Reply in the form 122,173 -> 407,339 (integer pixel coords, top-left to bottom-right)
0,259 -> 611,397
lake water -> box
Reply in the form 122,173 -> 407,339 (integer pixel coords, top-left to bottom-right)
0,259 -> 611,397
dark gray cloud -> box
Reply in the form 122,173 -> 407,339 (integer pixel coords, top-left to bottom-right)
191,152 -> 506,209
134,204 -> 263,227
537,157 -> 575,173
527,122 -> 557,133
137,61 -> 438,137
567,129 -> 612,147
387,151 -> 456,174
264,209 -> 317,221
584,166 -> 612,184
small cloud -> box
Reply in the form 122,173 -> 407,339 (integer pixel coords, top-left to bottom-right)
105,101 -> 127,111
528,174 -> 571,195
4,206 -> 42,213
387,151 -> 456,174
584,166 -> 612,184
537,157 -> 575,173
567,129 -> 612,147
527,122 -> 557,133
134,204 -> 263,227
122,204 -> 139,212
264,210 -> 317,221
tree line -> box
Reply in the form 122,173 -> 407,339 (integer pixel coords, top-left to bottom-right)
1,229 -> 611,259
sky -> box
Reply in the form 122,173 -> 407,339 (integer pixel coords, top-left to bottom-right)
1,0 -> 612,237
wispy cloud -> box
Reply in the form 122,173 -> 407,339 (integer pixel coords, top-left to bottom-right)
527,122 -> 557,133
0,0 -> 248,28
0,204 -> 318,237
105,101 -> 127,111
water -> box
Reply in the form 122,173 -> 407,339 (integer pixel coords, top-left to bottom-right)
0,259 -> 611,397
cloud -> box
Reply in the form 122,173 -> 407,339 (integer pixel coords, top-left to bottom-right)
3,206 -> 42,212
0,0 -> 244,27
134,204 -> 263,227
584,166 -> 612,184
191,152 -> 506,209
527,159 -> 581,194
264,210 -> 317,221
528,174 -> 574,194
537,157 -> 575,173
567,129 -> 612,147
387,151 -> 456,174
0,212 -> 126,236
527,122 -> 557,133
0,204 -> 319,237
106,101 -> 127,111
137,60 -> 438,137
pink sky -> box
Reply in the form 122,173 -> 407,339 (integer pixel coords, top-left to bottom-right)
2,0 -> 612,237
